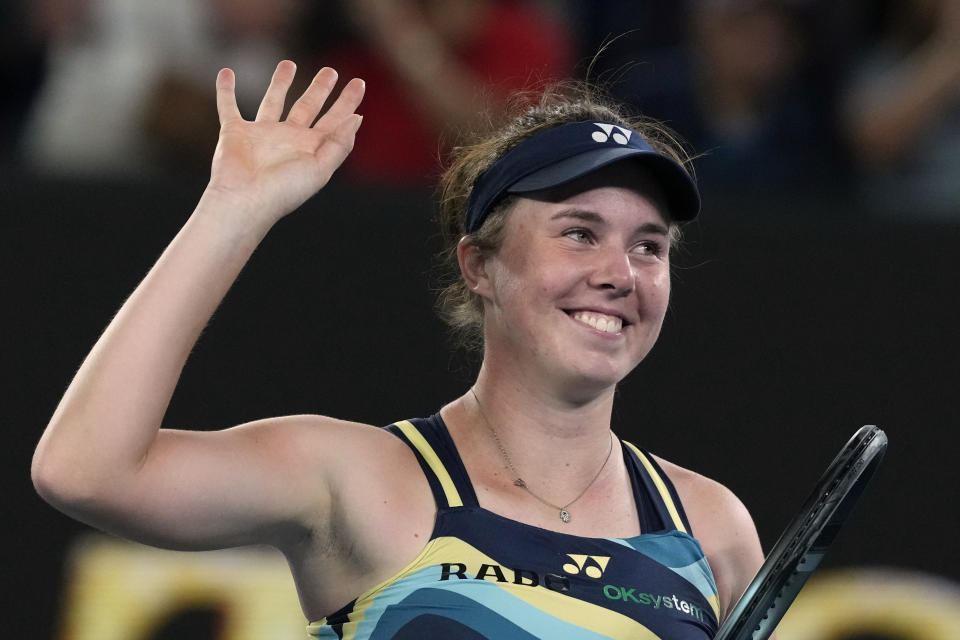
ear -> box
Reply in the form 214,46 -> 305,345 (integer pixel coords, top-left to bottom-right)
457,236 -> 492,297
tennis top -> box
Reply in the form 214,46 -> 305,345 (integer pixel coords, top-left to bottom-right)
307,414 -> 720,639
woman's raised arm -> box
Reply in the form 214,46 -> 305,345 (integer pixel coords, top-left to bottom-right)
31,61 -> 367,551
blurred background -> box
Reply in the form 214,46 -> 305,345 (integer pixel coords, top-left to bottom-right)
3,0 -> 959,637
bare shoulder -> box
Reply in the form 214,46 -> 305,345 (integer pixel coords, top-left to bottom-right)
272,414 -> 435,616
651,455 -> 765,621
225,413 -> 429,519
227,414 -> 434,551
649,455 -> 756,539
281,414 -> 432,499
266,412 -> 434,526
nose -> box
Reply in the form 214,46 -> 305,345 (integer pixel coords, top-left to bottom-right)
588,246 -> 635,295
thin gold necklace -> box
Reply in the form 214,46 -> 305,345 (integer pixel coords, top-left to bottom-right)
469,388 -> 614,523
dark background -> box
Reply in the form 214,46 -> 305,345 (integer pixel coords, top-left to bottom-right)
5,173 -> 958,638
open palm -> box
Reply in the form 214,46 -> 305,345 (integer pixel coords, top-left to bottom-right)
208,61 -> 365,224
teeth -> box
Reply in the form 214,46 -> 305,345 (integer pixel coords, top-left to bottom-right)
571,311 -> 622,333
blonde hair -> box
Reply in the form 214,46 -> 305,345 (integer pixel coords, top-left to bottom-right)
434,81 -> 695,352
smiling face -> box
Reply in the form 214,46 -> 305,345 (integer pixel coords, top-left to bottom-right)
472,165 -> 674,401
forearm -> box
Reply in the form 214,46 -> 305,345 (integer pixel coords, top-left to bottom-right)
32,190 -> 271,502
846,41 -> 960,164
376,26 -> 488,132
351,0 -> 489,134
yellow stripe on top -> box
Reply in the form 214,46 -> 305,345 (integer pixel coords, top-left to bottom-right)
312,536 -> 661,639
707,593 -> 721,621
395,420 -> 463,508
307,534 -> 445,639
624,442 -> 687,534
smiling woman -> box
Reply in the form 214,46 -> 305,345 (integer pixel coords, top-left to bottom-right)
435,90 -> 696,353
32,61 -> 767,639
462,167 -> 677,402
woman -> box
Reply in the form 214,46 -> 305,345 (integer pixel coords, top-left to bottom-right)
32,61 -> 765,638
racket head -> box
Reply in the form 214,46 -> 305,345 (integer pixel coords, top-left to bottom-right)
713,424 -> 888,640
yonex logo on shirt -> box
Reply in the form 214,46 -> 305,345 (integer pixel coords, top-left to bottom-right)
562,554 -> 610,579
592,123 -> 632,145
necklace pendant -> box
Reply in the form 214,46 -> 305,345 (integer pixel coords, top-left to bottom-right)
513,478 -> 527,488
559,509 -> 571,523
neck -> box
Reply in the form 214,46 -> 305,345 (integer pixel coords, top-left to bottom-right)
459,361 -> 618,485
479,357 -> 613,425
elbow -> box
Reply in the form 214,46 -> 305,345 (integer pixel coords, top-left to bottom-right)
32,444 -> 76,508
31,437 -> 106,511
32,437 -> 57,501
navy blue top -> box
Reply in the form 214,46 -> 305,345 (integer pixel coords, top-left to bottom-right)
308,414 -> 719,639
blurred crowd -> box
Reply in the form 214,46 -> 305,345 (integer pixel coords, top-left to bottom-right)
2,0 -> 959,220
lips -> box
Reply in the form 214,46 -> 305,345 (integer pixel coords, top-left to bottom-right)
569,310 -> 625,334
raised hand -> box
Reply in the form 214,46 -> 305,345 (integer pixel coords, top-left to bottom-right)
207,60 -> 365,226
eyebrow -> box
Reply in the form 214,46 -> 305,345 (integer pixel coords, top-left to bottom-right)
549,208 -> 670,236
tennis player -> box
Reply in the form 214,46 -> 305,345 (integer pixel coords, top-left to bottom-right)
33,61 -> 766,639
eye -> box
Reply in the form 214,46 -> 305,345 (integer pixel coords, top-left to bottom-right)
631,240 -> 666,258
563,228 -> 595,243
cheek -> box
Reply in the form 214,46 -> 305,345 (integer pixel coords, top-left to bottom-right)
640,267 -> 672,320
485,259 -> 535,334
493,275 -> 526,314
496,266 -> 557,323
653,269 -> 671,298
490,242 -> 552,304
487,259 -> 567,346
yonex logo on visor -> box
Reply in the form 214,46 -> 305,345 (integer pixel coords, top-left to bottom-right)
464,120 -> 700,234
591,123 -> 631,145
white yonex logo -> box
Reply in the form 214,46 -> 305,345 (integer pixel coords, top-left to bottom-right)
592,123 -> 632,145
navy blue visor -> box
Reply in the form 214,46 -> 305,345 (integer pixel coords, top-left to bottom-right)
465,120 -> 700,233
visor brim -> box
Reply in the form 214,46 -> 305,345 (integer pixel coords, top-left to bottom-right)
507,147 -> 700,222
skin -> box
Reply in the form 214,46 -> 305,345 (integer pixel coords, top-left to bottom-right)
347,0 -> 496,134
32,61 -> 765,627
843,0 -> 960,165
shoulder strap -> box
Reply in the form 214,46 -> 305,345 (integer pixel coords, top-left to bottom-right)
384,415 -> 479,509
622,441 -> 693,535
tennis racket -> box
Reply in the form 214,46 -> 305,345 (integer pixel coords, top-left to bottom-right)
713,424 -> 888,640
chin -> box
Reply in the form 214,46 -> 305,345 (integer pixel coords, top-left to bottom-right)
555,360 -> 635,400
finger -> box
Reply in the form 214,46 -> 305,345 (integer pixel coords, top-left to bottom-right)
216,68 -> 242,125
315,77 -> 366,130
255,60 -> 297,122
285,67 -> 338,127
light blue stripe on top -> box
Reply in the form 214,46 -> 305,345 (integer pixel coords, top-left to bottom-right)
609,532 -> 718,605
348,563 -> 624,640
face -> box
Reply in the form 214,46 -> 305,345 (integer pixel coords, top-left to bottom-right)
475,166 -> 673,400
